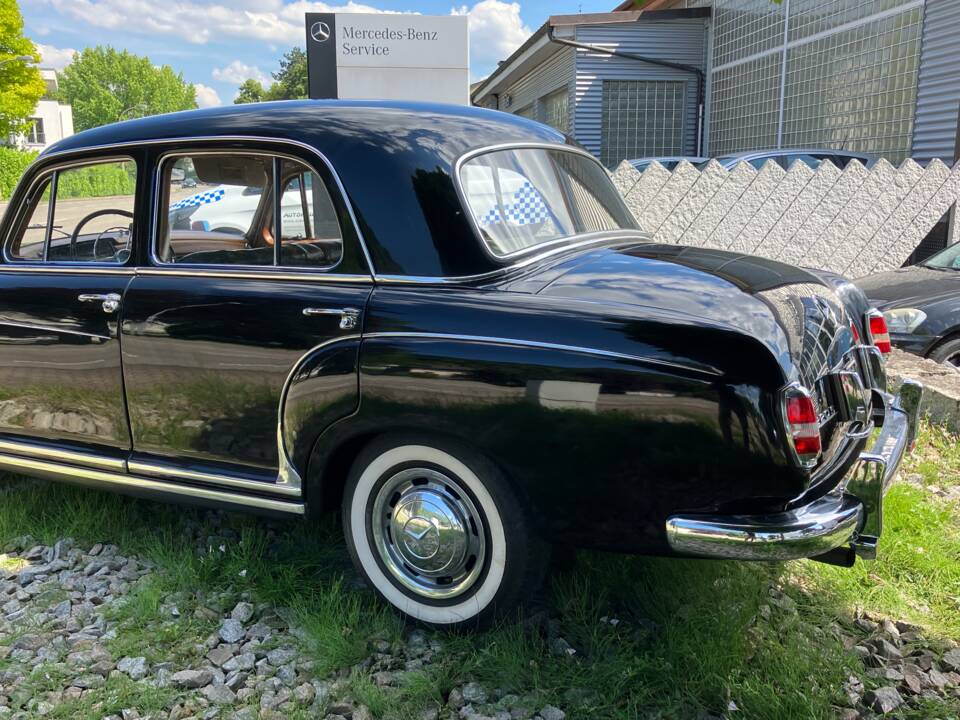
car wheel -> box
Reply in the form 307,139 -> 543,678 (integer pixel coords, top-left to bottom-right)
342,434 -> 549,628
929,338 -> 960,368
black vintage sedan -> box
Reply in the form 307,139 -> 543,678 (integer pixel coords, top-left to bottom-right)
0,101 -> 921,628
857,243 -> 960,367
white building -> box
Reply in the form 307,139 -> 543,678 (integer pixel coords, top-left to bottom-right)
12,69 -> 74,152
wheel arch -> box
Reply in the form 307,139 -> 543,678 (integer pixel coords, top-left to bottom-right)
926,329 -> 960,361
302,420 -> 526,521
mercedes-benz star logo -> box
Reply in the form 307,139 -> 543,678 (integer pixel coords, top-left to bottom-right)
310,21 -> 331,43
401,517 -> 439,560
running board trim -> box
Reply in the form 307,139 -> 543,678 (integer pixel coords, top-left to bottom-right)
128,460 -> 303,498
0,452 -> 305,515
0,438 -> 127,472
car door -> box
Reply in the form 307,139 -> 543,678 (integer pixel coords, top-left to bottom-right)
0,154 -> 142,469
120,143 -> 373,497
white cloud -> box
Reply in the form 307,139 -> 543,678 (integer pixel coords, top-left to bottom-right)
452,0 -> 530,76
41,0 -> 532,76
212,60 -> 271,86
194,83 -> 222,108
36,42 -> 77,70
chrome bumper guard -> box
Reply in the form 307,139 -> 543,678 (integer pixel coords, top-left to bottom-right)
665,379 -> 923,562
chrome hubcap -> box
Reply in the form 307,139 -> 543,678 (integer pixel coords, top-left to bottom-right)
371,467 -> 486,600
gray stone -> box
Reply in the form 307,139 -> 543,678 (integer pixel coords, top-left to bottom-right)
864,687 -> 904,714
72,673 -> 105,689
266,647 -> 297,666
201,684 -> 237,705
206,645 -> 235,667
462,682 -> 488,705
222,653 -> 255,672
117,656 -> 148,680
230,602 -> 255,624
943,648 -> 960,672
171,669 -> 213,688
539,707 -> 565,720
218,619 -> 245,644
293,682 -> 315,704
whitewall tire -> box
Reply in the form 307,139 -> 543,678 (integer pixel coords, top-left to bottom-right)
342,435 -> 548,628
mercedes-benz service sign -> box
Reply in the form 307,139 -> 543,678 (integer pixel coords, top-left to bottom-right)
306,13 -> 469,104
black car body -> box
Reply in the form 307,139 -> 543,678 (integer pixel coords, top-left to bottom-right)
857,244 -> 960,367
0,101 -> 921,627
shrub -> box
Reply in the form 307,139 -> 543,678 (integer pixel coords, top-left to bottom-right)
0,148 -> 136,200
0,147 -> 37,199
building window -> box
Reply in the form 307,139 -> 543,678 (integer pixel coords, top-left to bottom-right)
26,119 -> 45,146
541,88 -> 569,133
781,8 -> 923,162
708,0 -> 923,163
710,53 -> 782,156
600,80 -> 686,168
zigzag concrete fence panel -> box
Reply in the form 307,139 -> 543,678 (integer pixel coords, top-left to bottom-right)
611,159 -> 960,278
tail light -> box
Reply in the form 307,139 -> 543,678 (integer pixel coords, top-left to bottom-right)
866,310 -> 891,354
782,385 -> 822,468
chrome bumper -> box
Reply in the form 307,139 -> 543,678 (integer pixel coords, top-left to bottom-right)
665,379 -> 923,562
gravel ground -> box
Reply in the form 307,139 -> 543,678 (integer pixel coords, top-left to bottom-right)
0,529 -> 569,720
0,527 -> 958,719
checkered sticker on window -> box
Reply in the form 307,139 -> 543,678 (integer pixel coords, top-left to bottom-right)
480,181 -> 557,228
170,188 -> 226,211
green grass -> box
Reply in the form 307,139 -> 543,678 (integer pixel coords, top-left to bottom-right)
0,423 -> 957,719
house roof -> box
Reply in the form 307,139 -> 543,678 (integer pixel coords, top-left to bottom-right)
470,5 -> 710,105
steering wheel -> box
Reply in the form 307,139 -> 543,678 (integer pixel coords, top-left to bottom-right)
70,209 -> 134,259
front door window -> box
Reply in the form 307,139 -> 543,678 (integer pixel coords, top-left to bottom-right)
8,159 -> 136,264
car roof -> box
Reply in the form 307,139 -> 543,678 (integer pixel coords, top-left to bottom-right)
43,100 -> 573,279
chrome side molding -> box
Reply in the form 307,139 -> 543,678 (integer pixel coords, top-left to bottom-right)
128,460 -> 303,498
0,452 -> 304,515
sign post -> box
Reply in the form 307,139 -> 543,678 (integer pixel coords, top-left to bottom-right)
305,13 -> 469,104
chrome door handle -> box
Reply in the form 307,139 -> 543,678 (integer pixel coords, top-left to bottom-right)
78,293 -> 121,314
303,307 -> 361,330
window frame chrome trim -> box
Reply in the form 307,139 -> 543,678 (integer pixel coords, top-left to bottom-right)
151,147 -> 356,277
452,141 -> 641,264
32,135 -> 376,277
2,154 -> 139,268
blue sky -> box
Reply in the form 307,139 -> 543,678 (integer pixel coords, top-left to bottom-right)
25,0 -> 614,106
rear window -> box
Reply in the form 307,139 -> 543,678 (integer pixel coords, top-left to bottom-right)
459,147 -> 638,258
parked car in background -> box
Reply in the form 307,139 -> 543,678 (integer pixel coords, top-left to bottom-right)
857,243 -> 960,367
698,149 -> 876,171
628,156 -> 708,172
0,101 -> 921,629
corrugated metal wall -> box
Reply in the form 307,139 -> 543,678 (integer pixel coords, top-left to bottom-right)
574,19 -> 707,161
496,47 -> 575,127
912,0 -> 960,164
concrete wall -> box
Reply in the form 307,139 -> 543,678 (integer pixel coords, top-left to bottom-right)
611,157 -> 960,278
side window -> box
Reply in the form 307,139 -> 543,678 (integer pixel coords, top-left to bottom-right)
158,153 -> 342,269
8,159 -> 136,264
11,177 -> 51,260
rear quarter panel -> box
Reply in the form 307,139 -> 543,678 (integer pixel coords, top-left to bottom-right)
313,287 -> 807,554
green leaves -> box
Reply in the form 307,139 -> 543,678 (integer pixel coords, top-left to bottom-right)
56,46 -> 197,131
234,47 -> 307,104
0,0 -> 45,138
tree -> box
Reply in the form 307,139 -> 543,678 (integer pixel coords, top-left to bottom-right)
234,78 -> 266,105
234,47 -> 307,104
57,46 -> 196,130
0,0 -> 45,139
269,47 -> 307,100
